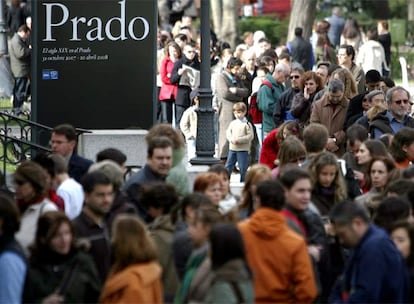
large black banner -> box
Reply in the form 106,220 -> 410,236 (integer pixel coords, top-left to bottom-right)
33,0 -> 157,129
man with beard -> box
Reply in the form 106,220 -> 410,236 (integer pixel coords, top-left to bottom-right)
73,171 -> 114,283
329,201 -> 407,303
369,86 -> 414,139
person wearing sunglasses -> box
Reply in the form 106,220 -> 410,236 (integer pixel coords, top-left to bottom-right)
370,86 -> 414,139
273,65 -> 304,128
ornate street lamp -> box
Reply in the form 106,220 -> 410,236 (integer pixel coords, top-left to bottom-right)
190,0 -> 219,165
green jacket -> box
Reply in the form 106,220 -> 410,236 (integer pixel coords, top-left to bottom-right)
257,73 -> 285,133
167,148 -> 190,198
204,259 -> 254,304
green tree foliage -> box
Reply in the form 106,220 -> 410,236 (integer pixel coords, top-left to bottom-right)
238,16 -> 289,46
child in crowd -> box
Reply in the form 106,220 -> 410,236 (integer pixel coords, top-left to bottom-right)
180,88 -> 199,163
308,152 -> 348,216
225,102 -> 254,182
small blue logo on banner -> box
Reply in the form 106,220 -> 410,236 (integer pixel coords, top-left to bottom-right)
42,70 -> 59,80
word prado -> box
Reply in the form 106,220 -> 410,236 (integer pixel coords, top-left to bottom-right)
43,0 -> 150,42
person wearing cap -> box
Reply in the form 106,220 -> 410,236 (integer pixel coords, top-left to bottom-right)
14,161 -> 58,255
180,88 -> 199,162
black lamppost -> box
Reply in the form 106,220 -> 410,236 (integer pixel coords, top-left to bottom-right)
0,0 -> 7,55
190,0 -> 219,165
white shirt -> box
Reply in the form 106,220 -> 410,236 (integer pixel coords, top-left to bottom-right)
15,199 -> 58,255
57,178 -> 84,220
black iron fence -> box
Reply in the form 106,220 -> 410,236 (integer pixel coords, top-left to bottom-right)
0,111 -> 90,188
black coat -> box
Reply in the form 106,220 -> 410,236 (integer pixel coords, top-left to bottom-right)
69,153 -> 93,183
23,248 -> 101,303
170,55 -> 200,107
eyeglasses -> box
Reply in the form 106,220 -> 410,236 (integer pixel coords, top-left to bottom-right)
394,99 -> 410,105
337,53 -> 347,57
14,178 -> 27,186
49,140 -> 69,145
290,75 -> 300,79
288,156 -> 306,164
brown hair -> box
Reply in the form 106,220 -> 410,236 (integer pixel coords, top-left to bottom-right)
193,172 -> 222,193
30,211 -> 75,259
331,68 -> 358,99
302,71 -> 323,92
164,41 -> 182,58
233,102 -> 247,113
111,215 -> 158,274
366,156 -> 397,190
239,164 -> 272,212
276,121 -> 302,144
146,123 -> 185,149
278,136 -> 307,167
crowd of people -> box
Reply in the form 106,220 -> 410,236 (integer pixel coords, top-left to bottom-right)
2,1 -> 414,303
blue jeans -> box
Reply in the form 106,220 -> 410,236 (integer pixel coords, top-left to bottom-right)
13,77 -> 28,112
225,150 -> 249,182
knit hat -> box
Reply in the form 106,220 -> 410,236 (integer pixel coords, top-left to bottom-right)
14,161 -> 48,194
190,88 -> 200,105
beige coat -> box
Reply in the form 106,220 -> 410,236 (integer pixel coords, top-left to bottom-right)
180,106 -> 198,140
226,118 -> 254,151
310,94 -> 349,156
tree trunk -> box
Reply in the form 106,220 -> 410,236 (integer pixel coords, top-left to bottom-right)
287,0 -> 317,42
210,0 -> 238,48
210,0 -> 222,41
409,0 -> 414,21
221,0 -> 238,48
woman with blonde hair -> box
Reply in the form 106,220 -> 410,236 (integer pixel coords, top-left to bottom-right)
238,164 -> 272,219
100,215 -> 163,304
331,68 -> 358,100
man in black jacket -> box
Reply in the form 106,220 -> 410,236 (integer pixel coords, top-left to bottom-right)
273,65 -> 304,127
51,124 -> 93,183
287,27 -> 314,71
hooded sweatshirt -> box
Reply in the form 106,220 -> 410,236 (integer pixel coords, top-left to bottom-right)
100,261 -> 163,304
238,207 -> 317,303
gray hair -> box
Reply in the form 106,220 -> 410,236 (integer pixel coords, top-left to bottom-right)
385,86 -> 411,104
366,89 -> 385,101
274,63 -> 289,74
328,78 -> 344,93
88,160 -> 124,191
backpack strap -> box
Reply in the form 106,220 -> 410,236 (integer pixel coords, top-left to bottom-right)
261,80 -> 273,91
229,281 -> 244,304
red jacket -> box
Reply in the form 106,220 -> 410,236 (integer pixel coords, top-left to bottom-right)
259,128 -> 280,169
159,57 -> 178,101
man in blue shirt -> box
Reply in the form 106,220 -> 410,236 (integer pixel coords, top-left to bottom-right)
370,86 -> 414,138
329,201 -> 407,303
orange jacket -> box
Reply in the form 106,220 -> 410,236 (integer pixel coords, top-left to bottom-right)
100,261 -> 163,304
238,207 -> 317,304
